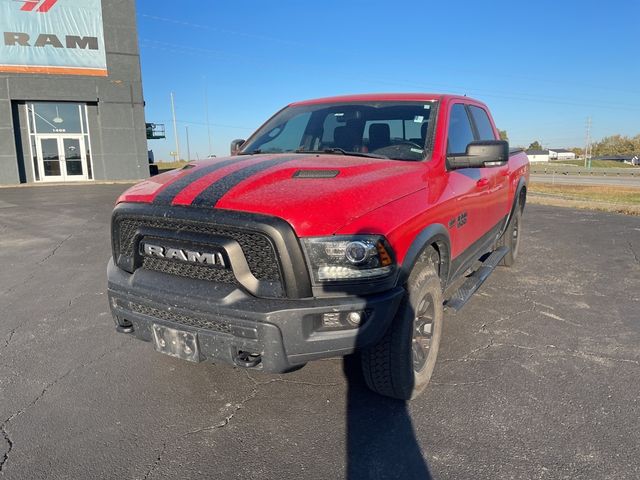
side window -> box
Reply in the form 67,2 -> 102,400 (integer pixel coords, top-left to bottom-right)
469,106 -> 497,141
447,104 -> 475,154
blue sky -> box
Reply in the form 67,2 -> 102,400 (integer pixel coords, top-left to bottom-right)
136,0 -> 640,161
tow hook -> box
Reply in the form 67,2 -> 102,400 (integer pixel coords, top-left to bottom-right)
234,350 -> 262,368
115,318 -> 134,334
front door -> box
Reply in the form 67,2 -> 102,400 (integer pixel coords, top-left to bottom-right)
37,136 -> 88,182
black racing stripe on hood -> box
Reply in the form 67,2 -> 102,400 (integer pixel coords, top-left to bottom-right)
191,155 -> 300,208
152,158 -> 248,205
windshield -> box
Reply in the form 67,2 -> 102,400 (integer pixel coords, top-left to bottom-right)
240,100 -> 438,161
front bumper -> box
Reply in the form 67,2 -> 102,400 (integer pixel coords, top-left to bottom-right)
107,259 -> 404,373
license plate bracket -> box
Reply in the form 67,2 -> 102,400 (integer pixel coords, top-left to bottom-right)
152,324 -> 200,363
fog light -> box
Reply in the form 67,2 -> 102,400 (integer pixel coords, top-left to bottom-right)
347,311 -> 362,326
322,312 -> 342,328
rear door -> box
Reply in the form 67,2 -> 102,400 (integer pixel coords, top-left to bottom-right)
468,105 -> 509,221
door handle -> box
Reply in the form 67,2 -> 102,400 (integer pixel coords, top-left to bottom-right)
499,169 -> 510,177
476,177 -> 490,188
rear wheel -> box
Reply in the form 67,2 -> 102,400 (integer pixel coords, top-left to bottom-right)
361,259 -> 443,400
498,205 -> 522,267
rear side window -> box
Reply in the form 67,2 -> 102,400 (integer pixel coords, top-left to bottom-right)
469,106 -> 496,141
363,120 -> 403,140
447,104 -> 475,154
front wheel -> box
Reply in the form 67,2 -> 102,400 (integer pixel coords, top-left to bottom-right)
498,206 -> 522,267
361,261 -> 443,400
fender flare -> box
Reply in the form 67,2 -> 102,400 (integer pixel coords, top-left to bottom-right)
395,224 -> 451,287
500,176 -> 527,237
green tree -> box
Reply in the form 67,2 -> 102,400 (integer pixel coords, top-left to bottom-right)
528,141 -> 542,150
591,134 -> 640,157
498,129 -> 508,141
571,147 -> 584,157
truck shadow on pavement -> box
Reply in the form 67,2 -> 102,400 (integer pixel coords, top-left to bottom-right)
343,355 -> 433,479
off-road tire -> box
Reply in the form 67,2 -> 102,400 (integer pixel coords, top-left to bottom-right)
498,205 -> 522,267
361,260 -> 443,400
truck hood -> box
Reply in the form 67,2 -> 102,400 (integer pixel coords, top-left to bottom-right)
119,154 -> 427,236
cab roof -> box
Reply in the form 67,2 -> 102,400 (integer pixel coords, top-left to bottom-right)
289,93 -> 474,107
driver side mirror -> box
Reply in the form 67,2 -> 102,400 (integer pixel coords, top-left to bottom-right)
447,140 -> 509,169
230,139 -> 246,156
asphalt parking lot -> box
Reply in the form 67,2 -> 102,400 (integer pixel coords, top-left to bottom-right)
1,184 -> 639,480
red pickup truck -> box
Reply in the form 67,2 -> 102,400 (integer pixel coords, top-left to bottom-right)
108,93 -> 529,399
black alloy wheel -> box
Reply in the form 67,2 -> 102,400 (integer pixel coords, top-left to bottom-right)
412,293 -> 435,373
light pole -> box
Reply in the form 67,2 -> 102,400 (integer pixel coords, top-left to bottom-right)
204,80 -> 212,155
170,92 -> 180,162
185,126 -> 191,162
584,117 -> 592,169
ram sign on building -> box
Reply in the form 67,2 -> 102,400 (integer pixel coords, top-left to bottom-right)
0,0 -> 148,184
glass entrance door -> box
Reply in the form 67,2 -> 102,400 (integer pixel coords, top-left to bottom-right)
62,138 -> 85,179
38,137 -> 63,181
37,136 -> 87,181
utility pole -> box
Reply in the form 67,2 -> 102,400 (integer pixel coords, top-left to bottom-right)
584,117 -> 592,168
204,80 -> 212,155
170,92 -> 180,162
185,126 -> 191,162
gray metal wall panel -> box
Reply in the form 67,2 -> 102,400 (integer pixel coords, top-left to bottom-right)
0,78 -> 8,100
0,96 -> 19,183
0,128 -> 16,153
0,98 -> 18,183
0,154 -> 20,184
85,103 -> 104,179
105,27 -> 141,56
0,100 -> 11,128
6,77 -> 99,103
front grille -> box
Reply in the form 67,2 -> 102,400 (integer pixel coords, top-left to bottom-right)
128,301 -> 233,335
117,216 -> 281,282
141,257 -> 237,283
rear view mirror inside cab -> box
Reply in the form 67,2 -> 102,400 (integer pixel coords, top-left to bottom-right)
333,110 -> 362,123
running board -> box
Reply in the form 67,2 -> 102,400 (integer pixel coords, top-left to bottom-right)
444,246 -> 509,312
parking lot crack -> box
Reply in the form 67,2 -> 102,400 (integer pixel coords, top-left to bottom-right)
183,372 -> 340,437
0,425 -> 13,473
628,241 -> 639,265
431,377 -> 499,387
2,328 -> 16,349
194,388 -> 260,433
142,440 -> 168,480
0,345 -> 126,472
38,234 -> 73,264
479,293 -> 538,331
142,376 -> 263,478
279,379 -> 340,387
543,345 -> 640,366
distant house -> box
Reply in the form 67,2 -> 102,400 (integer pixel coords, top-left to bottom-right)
549,148 -> 576,160
526,149 -> 550,162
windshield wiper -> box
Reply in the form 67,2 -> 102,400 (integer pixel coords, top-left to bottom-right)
237,149 -> 262,155
295,148 -> 388,159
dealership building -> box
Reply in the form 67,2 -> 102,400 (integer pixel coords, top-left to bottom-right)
0,0 -> 150,185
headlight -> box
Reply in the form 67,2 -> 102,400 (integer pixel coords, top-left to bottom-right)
301,235 -> 395,283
